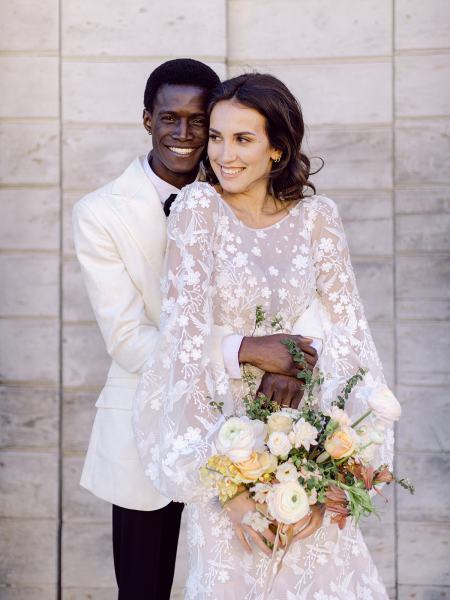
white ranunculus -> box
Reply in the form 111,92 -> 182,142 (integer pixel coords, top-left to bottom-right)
289,418 -> 319,451
267,431 -> 292,457
251,418 -> 268,452
267,481 -> 310,524
327,406 -> 351,427
368,385 -> 401,424
275,461 -> 299,482
216,417 -> 257,462
267,413 -> 293,435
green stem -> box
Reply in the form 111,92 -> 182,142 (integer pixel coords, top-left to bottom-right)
351,409 -> 372,429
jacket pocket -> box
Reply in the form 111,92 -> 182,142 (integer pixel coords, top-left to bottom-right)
95,379 -> 138,410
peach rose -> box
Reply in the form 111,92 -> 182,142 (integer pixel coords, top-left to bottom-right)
235,451 -> 277,483
324,426 -> 357,460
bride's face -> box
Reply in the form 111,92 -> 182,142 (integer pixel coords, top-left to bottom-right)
208,100 -> 279,195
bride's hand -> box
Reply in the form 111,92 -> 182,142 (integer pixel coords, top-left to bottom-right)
224,492 -> 275,557
288,503 -> 325,544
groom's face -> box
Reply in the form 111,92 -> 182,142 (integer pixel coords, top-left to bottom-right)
144,84 -> 209,183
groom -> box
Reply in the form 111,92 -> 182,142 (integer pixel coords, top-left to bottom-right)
73,58 -> 316,600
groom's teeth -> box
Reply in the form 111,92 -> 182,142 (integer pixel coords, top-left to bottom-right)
169,147 -> 195,155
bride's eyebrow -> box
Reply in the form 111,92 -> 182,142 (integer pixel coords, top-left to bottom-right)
209,127 -> 257,136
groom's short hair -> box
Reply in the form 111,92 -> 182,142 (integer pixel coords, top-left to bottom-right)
144,58 -> 221,112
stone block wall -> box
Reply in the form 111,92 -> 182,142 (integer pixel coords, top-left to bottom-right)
0,1 -> 448,598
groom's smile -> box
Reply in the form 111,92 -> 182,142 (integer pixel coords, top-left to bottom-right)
143,83 -> 209,187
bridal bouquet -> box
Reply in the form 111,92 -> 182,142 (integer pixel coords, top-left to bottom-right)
200,310 -> 413,539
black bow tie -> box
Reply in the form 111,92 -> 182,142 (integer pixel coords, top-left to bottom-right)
163,193 -> 178,217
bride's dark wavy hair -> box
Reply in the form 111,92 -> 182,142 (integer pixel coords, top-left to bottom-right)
204,73 -> 321,201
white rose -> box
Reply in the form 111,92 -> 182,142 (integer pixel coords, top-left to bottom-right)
327,406 -> 351,427
368,385 -> 401,423
267,481 -> 310,524
267,431 -> 292,457
267,413 -> 293,435
275,461 -> 299,483
289,418 -> 319,451
216,417 -> 256,462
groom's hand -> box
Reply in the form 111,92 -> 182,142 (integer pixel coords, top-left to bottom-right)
238,334 -> 317,377
257,373 -> 305,409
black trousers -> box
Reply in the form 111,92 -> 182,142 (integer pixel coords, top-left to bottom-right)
112,502 -> 184,600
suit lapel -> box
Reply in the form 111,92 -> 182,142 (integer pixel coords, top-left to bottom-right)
109,157 -> 167,272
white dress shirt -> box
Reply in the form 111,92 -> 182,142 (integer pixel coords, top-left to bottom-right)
141,155 -> 243,378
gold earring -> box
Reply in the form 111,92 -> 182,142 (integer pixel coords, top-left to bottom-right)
273,154 -> 281,163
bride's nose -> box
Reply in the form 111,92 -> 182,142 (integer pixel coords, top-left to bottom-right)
220,141 -> 238,164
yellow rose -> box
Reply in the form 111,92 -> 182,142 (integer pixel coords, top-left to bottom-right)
324,426 -> 357,460
267,413 -> 293,435
235,451 -> 277,483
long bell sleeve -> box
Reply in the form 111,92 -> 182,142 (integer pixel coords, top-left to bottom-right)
133,182 -> 231,503
309,196 -> 395,469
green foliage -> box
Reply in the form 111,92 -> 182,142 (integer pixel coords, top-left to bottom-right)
243,392 -> 279,422
333,367 -> 368,410
396,477 -> 415,494
270,314 -> 284,331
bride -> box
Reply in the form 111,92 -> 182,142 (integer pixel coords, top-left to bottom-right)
133,73 -> 394,599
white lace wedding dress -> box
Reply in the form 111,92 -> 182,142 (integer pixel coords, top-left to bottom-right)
133,182 -> 394,599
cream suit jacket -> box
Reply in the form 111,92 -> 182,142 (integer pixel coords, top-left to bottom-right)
73,157 -> 227,510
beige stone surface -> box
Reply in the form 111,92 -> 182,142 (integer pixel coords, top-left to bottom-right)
396,119 -> 450,185
230,61 -> 392,125
0,57 -> 59,118
63,60 -> 226,124
395,0 -> 450,50
62,456 -> 111,523
396,452 -> 450,521
0,518 -> 58,586
0,121 -> 59,185
370,323 -> 395,386
229,0 -> 392,59
62,588 -> 117,600
0,253 -> 59,317
307,126 -> 393,190
398,521 -> 450,585
353,259 -> 394,322
63,322 -> 109,389
62,0 -> 226,57
397,321 -> 450,386
0,385 -> 59,449
0,587 -> 57,600
0,450 -> 58,518
397,385 -> 450,453
396,54 -> 450,118
62,522 -> 115,588
0,319 -> 59,384
398,586 -> 450,600
396,212 -> 450,253
63,191 -> 82,255
63,390 -> 98,452
396,254 -> 450,320
0,0 -> 59,51
0,188 -> 60,251
63,125 -> 148,191
63,258 -> 95,322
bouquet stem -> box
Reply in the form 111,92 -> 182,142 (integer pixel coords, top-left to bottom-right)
351,409 -> 372,429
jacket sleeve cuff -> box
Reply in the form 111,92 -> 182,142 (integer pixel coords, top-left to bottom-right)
221,334 -> 244,380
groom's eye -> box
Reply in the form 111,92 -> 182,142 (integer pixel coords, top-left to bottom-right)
161,115 -> 176,123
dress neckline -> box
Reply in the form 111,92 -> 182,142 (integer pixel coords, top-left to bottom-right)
213,187 -> 298,232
